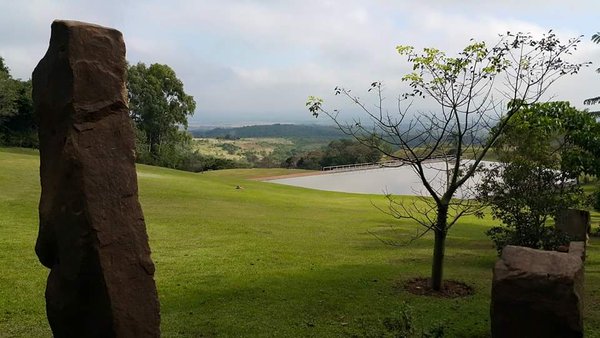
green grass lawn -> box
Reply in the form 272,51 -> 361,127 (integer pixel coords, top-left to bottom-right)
1,147 -> 599,337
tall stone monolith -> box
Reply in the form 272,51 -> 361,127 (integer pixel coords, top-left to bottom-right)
33,20 -> 160,337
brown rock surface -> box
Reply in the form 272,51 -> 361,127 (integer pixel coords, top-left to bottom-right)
491,245 -> 584,338
569,241 -> 586,262
555,209 -> 591,242
33,20 -> 160,337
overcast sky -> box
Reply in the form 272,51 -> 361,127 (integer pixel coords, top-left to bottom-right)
2,0 -> 600,126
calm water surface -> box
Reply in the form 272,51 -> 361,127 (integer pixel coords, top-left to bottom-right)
268,161 -> 496,198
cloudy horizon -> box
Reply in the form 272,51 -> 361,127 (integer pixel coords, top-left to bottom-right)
2,0 -> 599,126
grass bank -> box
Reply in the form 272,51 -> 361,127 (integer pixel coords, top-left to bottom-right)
0,148 -> 598,337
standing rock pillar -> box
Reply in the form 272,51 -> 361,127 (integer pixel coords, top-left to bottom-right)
33,20 -> 160,337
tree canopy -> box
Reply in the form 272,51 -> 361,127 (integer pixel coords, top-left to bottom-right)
478,102 -> 592,253
127,62 -> 196,159
0,57 -> 36,147
0,57 -> 19,125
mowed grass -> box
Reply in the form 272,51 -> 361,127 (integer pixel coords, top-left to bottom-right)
0,147 -> 599,337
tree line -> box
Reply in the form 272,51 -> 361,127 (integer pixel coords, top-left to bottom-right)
192,123 -> 346,139
0,58 -> 207,171
0,57 -> 36,148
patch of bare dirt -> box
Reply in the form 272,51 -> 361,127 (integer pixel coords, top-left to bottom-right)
255,171 -> 324,181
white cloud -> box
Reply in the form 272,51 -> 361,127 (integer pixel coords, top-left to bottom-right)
1,0 -> 598,124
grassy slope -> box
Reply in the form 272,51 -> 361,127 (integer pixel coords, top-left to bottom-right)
0,148 -> 598,337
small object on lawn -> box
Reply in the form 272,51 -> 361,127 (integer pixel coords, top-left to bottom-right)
235,185 -> 244,190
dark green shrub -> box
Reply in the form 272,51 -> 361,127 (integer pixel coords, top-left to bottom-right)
486,225 -> 571,255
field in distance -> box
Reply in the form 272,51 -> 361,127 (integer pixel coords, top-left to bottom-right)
194,137 -> 296,162
190,124 -> 349,167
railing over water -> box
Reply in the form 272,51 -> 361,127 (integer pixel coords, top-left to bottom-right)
321,156 -> 453,173
321,160 -> 404,172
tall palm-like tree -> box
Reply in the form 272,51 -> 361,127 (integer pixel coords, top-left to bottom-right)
585,32 -> 600,105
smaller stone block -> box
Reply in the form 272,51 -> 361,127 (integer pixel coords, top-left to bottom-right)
491,246 -> 584,338
555,209 -> 590,242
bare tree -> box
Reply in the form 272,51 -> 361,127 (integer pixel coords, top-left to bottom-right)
307,31 -> 585,291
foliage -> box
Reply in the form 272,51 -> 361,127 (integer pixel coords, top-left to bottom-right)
320,138 -> 385,167
135,129 -> 244,172
592,224 -> 600,237
0,57 -> 19,122
308,31 -> 585,290
127,62 -> 196,160
490,100 -> 600,213
0,57 -> 37,147
479,102 -> 597,252
493,101 -> 600,176
283,149 -> 324,170
485,225 -> 571,255
282,138 -> 385,169
345,303 -> 445,337
193,137 -> 315,169
477,161 -> 576,254
217,142 -> 241,155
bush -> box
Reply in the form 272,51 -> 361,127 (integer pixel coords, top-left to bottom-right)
218,143 -> 241,155
477,161 -> 581,254
486,225 -> 571,255
591,225 -> 600,238
592,190 -> 600,212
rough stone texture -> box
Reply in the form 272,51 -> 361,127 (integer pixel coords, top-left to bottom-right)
491,246 -> 584,338
556,209 -> 591,242
569,241 -> 586,262
33,20 -> 160,337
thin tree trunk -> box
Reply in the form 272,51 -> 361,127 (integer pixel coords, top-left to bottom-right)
431,204 -> 448,291
148,133 -> 158,160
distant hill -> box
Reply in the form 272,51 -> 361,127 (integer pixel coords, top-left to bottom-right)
190,124 -> 347,139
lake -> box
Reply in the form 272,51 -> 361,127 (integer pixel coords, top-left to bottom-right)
267,161 -> 496,198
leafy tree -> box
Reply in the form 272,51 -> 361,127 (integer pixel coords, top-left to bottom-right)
308,32 -> 584,290
0,57 -> 36,147
2,80 -> 36,147
0,57 -> 19,127
283,138 -> 387,169
127,62 -> 196,159
284,149 -> 324,170
493,101 -> 600,177
477,161 -> 575,254
477,102 -> 594,253
320,138 -> 383,167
